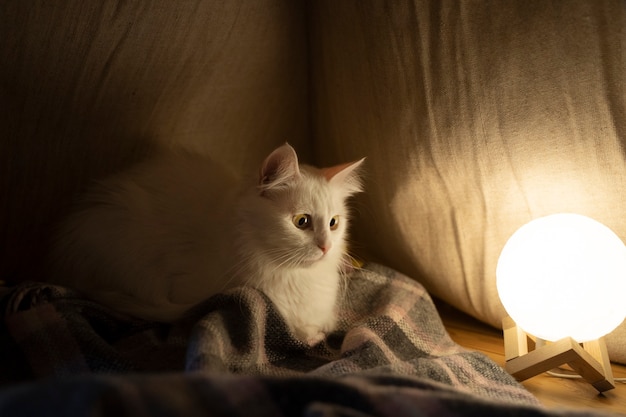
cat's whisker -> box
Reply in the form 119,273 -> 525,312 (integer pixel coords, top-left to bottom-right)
263,252 -> 300,277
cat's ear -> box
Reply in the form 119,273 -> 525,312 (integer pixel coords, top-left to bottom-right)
323,158 -> 365,195
259,143 -> 301,193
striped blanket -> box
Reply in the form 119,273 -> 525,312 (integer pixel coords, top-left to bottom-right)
0,264 -> 615,416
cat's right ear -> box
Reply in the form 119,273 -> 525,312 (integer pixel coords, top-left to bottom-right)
259,143 -> 301,194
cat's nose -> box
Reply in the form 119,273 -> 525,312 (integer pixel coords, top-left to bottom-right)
318,243 -> 331,254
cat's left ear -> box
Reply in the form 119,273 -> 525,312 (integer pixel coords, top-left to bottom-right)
259,143 -> 301,194
323,158 -> 365,195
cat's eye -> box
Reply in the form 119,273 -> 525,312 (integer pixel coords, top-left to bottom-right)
293,214 -> 311,229
329,215 -> 340,230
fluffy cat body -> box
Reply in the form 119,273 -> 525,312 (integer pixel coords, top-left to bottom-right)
51,144 -> 364,344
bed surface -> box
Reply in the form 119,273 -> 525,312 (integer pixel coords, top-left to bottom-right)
438,301 -> 626,415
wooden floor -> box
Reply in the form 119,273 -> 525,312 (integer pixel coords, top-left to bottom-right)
435,300 -> 626,415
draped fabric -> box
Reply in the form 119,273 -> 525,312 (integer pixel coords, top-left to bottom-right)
4,264 -> 605,416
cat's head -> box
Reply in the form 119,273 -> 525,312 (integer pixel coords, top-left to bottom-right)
237,143 -> 364,271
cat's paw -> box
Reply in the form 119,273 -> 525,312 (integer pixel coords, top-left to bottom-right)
294,325 -> 326,346
306,331 -> 326,346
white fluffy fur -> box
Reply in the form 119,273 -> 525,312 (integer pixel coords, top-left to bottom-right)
50,144 -> 364,345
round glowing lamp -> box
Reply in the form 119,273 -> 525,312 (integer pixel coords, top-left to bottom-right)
497,213 -> 626,343
496,213 -> 626,392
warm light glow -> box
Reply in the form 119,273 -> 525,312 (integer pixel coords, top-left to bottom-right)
497,213 -> 626,342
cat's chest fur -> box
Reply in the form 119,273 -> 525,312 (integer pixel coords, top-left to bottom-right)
256,248 -> 344,344
50,144 -> 364,345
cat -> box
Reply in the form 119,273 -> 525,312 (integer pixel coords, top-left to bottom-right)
50,143 -> 364,345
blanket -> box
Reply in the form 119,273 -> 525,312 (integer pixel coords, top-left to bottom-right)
0,264 -> 616,416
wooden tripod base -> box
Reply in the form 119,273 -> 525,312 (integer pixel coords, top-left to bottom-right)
502,317 -> 615,392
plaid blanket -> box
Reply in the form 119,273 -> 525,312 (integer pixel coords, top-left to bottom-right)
0,264 -> 617,416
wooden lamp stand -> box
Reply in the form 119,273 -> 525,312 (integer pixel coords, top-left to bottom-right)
502,316 -> 615,392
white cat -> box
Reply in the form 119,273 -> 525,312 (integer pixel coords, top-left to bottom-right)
50,144 -> 364,345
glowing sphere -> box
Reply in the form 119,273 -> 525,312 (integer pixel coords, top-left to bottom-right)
496,213 -> 626,342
